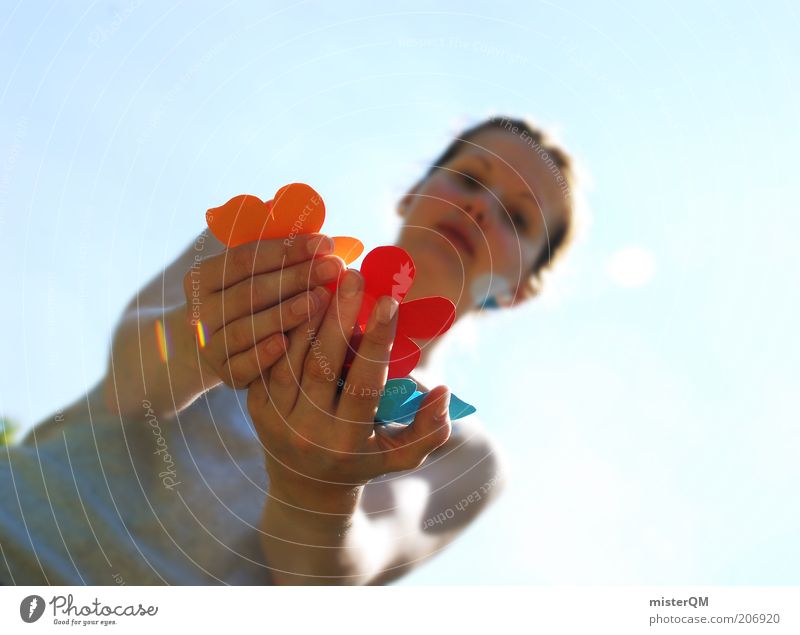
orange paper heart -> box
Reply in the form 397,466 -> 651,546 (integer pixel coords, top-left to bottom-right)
206,183 -> 325,248
330,235 -> 364,264
206,183 -> 363,265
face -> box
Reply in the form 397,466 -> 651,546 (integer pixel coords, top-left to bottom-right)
396,127 -> 568,316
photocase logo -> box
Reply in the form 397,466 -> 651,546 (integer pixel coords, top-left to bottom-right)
20,595 -> 45,623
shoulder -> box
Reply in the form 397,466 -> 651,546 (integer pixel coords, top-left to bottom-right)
420,415 -> 508,530
363,413 -> 508,534
360,415 -> 507,583
407,369 -> 508,502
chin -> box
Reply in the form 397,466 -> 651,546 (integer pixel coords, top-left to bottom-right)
414,246 -> 465,282
396,232 -> 472,299
399,234 -> 469,273
405,255 -> 466,308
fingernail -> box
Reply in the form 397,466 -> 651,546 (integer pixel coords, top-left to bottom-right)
313,286 -> 331,305
375,296 -> 399,324
339,270 -> 362,298
266,334 -> 286,355
291,292 -> 316,316
306,235 -> 333,255
314,257 -> 340,282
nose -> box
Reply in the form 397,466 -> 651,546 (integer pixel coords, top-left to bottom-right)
463,191 -> 496,229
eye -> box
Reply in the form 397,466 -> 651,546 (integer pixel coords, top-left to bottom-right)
457,171 -> 482,190
507,209 -> 529,231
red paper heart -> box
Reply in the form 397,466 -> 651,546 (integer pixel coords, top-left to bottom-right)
388,335 -> 421,379
357,246 -> 416,328
341,332 -> 420,380
397,297 -> 456,340
329,245 -> 455,379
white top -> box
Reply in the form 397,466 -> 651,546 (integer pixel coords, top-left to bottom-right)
0,384 -> 274,585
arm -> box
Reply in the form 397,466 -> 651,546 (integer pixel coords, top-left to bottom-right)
102,229 -> 344,419
362,417 -> 507,584
103,229 -> 223,419
248,269 -> 505,584
261,417 -> 506,585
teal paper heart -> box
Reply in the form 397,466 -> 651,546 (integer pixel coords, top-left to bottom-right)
375,378 -> 476,425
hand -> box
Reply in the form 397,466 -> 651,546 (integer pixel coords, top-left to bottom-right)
246,269 -> 452,512
182,233 -> 345,389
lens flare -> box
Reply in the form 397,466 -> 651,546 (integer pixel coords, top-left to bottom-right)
155,319 -> 170,362
195,320 -> 207,348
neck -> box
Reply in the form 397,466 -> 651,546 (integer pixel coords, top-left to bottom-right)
396,240 -> 478,371
406,292 -> 475,372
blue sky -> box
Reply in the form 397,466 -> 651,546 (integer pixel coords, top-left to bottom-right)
1,0 -> 798,584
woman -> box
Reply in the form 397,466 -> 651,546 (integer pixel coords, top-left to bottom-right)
0,116 -> 575,585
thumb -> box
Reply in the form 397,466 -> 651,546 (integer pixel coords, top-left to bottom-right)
380,386 -> 452,473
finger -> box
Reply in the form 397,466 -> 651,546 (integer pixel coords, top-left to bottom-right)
336,295 -> 399,430
205,255 -> 344,333
373,386 -> 452,474
220,333 -> 288,389
209,286 -> 329,360
199,233 -> 335,292
268,288 -> 331,417
296,269 -> 364,415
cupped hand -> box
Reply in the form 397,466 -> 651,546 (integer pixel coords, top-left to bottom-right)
182,233 -> 345,389
246,269 -> 452,507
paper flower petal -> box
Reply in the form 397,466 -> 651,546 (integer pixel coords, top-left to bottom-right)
375,378 -> 418,421
206,194 -> 274,248
388,335 -> 421,380
330,245 -> 454,378
397,296 -> 456,340
342,329 -> 418,381
361,245 -> 416,300
331,236 -> 364,265
375,380 -> 476,425
357,246 -> 416,328
206,183 -> 325,247
262,182 -> 325,238
448,393 -> 477,419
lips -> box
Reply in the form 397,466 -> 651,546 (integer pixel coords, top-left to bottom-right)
436,222 -> 475,259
